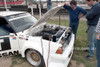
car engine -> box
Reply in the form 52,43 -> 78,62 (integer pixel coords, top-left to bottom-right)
32,24 -> 72,43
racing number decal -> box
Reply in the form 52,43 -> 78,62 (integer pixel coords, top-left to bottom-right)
0,37 -> 11,51
0,39 -> 4,50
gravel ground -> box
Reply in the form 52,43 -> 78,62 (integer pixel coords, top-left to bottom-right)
0,56 -> 12,67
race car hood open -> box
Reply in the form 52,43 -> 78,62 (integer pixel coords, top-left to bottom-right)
29,5 -> 63,30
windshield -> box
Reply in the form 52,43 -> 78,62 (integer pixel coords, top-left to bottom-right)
8,14 -> 37,33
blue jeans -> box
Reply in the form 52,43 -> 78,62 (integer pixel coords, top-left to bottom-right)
96,39 -> 100,67
97,60 -> 100,67
69,22 -> 79,35
87,26 -> 96,56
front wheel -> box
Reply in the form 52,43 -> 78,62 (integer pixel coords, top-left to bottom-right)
26,49 -> 45,67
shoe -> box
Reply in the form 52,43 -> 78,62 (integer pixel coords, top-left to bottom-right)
84,50 -> 89,53
85,55 -> 93,60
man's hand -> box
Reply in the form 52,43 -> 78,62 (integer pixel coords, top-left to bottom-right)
96,33 -> 100,40
58,3 -> 69,6
78,14 -> 84,19
64,3 -> 69,6
58,3 -> 63,6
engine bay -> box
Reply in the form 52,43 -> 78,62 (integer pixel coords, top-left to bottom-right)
34,24 -> 72,43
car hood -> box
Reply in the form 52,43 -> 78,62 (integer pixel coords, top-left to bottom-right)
29,5 -> 63,30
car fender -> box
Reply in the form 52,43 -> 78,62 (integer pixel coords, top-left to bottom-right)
21,41 -> 43,58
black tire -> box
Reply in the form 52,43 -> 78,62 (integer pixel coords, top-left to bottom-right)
26,49 -> 45,67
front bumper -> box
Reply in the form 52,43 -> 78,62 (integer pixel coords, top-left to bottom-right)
48,34 -> 75,67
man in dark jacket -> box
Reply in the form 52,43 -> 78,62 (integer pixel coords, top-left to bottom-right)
85,0 -> 100,60
63,1 -> 87,36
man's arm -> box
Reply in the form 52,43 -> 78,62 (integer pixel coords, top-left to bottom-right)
78,7 -> 87,19
79,13 -> 85,19
86,7 -> 100,20
63,3 -> 70,9
96,33 -> 100,40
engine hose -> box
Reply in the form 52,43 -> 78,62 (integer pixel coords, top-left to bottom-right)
47,34 -> 52,67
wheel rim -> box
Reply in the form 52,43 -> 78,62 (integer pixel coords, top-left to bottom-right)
31,52 -> 40,62
26,50 -> 41,66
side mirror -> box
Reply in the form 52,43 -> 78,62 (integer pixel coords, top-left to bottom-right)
10,33 -> 15,37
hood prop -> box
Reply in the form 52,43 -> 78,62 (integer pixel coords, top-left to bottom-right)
59,12 -> 61,28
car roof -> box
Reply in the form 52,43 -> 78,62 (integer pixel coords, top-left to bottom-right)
0,11 -> 26,17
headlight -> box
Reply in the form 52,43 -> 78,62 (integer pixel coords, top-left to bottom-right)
56,47 -> 63,54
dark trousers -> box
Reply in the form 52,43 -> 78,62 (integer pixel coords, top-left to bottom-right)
96,39 -> 100,67
97,60 -> 100,67
69,22 -> 79,35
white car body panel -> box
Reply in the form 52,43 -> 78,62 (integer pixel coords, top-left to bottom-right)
48,34 -> 74,67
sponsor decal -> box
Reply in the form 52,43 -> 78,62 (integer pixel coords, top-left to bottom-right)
13,37 -> 17,40
0,50 -> 19,57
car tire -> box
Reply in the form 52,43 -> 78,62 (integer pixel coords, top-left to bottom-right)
26,49 -> 45,67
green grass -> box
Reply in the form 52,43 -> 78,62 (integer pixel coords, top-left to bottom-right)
10,55 -> 28,67
11,55 -> 34,67
11,19 -> 97,67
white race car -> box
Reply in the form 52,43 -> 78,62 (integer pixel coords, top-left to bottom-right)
0,6 -> 75,67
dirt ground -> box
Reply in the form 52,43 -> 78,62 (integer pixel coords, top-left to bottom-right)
0,56 -> 33,67
70,60 -> 85,67
0,56 -> 12,67
0,56 -> 85,67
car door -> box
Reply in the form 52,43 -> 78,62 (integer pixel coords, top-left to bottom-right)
0,28 -> 19,57
0,28 -> 11,51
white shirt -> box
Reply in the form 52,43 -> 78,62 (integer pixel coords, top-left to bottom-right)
96,18 -> 100,33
